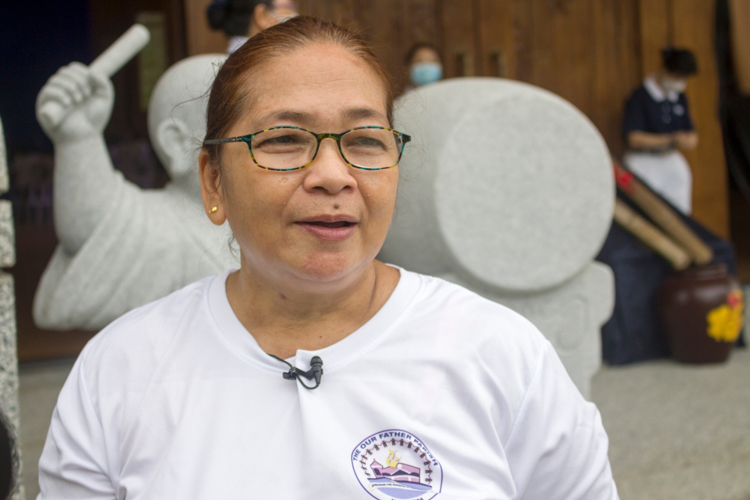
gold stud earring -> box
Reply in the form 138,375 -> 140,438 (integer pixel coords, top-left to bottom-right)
209,206 -> 218,214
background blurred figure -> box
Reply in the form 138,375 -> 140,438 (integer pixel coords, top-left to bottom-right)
623,47 -> 699,214
206,0 -> 297,53
405,42 -> 443,91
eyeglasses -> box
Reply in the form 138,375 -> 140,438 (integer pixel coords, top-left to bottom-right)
204,126 -> 412,172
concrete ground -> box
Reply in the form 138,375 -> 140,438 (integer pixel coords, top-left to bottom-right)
593,348 -> 750,500
17,347 -> 750,500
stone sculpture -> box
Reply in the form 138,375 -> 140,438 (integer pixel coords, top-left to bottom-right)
0,116 -> 24,499
34,54 -> 238,331
382,79 -> 616,399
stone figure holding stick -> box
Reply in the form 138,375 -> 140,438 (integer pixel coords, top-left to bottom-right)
34,26 -> 236,330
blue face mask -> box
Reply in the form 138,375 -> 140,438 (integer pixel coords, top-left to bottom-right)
411,62 -> 443,86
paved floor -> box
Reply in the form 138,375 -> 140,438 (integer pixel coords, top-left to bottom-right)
18,348 -> 750,500
593,348 -> 750,500
18,358 -> 73,500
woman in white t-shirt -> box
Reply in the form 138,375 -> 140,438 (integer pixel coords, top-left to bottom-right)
38,17 -> 619,500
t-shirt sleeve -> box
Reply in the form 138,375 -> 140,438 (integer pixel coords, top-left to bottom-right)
504,342 -> 619,500
622,92 -> 647,136
37,351 -> 117,499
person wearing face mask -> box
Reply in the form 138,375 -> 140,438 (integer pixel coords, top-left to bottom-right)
405,42 -> 443,91
207,0 -> 297,53
622,48 -> 699,214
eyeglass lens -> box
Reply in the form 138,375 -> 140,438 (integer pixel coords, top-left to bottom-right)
250,128 -> 402,170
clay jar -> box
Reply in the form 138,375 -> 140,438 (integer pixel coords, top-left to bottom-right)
658,263 -> 744,364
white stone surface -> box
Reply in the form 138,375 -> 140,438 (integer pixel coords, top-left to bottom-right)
0,202 -> 15,269
381,78 -> 616,397
383,78 -> 614,293
33,55 -> 239,331
0,116 -> 24,499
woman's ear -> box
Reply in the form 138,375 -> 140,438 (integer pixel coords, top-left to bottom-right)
199,149 -> 227,226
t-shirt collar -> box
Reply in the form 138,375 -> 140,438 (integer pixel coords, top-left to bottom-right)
644,74 -> 679,103
207,266 -> 421,374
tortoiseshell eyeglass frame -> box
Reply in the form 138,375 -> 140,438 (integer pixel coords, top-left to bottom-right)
204,125 -> 412,172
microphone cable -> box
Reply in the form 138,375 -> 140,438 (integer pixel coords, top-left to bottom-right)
268,354 -> 324,390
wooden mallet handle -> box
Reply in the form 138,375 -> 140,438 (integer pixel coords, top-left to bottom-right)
614,163 -> 713,265
613,200 -> 692,270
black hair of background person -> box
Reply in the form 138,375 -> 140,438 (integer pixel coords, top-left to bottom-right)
207,0 -> 273,37
0,0 -> 92,156
661,48 -> 698,76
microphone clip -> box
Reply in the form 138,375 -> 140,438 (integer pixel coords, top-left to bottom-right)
270,355 -> 324,390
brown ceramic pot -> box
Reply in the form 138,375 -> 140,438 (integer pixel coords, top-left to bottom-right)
658,263 -> 744,364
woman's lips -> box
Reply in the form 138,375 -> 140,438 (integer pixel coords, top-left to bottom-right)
295,217 -> 358,241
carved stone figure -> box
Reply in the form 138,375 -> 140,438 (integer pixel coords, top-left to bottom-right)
0,115 -> 24,499
33,55 -> 238,331
381,78 -> 616,398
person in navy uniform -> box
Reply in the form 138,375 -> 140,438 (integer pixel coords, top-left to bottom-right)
623,48 -> 699,214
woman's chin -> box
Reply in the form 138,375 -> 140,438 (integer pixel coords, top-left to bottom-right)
292,251 -> 371,285
240,243 -> 378,290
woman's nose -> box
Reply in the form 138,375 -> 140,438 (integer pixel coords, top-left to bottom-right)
302,138 -> 357,195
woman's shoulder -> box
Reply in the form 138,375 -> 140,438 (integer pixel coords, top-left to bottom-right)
401,269 -> 548,356
78,273 -> 223,377
395,269 -> 559,410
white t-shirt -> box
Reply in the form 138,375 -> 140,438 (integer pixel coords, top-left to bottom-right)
38,268 -> 619,500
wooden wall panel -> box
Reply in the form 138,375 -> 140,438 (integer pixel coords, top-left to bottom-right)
438,0 -> 477,77
514,1 -> 599,121
354,0 -> 432,91
185,0 -> 225,55
638,0 -> 671,75
181,0 -> 729,236
477,0 -> 516,78
297,0 -> 439,91
509,0 -> 641,156
590,0 -> 642,155
672,0 -> 730,236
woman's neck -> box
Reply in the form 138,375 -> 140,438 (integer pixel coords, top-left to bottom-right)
225,259 -> 400,359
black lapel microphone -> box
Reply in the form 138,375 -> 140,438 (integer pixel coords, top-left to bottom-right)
268,355 -> 324,390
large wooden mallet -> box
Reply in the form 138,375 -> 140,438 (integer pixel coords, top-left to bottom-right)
613,200 -> 692,270
38,24 -> 151,130
614,163 -> 714,265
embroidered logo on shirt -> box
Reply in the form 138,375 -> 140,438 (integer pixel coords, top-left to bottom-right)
351,429 -> 443,499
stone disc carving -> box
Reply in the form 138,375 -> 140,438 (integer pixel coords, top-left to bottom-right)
382,78 -> 614,292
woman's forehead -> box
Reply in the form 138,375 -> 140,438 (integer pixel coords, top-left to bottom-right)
239,44 -> 388,128
256,43 -> 381,90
